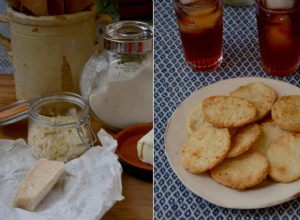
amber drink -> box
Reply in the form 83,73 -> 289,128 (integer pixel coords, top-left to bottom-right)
255,0 -> 300,76
173,0 -> 223,72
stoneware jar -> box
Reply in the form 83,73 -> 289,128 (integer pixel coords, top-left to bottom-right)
0,4 -> 111,100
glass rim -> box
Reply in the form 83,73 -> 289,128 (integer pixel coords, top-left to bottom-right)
29,92 -> 89,127
103,20 -> 153,54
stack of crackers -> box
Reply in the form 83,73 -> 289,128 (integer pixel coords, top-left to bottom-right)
181,82 -> 300,190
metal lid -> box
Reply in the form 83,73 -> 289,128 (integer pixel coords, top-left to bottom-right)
103,21 -> 153,54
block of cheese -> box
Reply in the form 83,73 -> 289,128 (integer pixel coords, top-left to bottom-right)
12,159 -> 64,211
137,129 -> 153,165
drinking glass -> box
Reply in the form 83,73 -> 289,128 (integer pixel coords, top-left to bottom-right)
255,0 -> 300,76
173,0 -> 223,72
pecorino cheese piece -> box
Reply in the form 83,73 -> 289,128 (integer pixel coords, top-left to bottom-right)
12,159 -> 64,211
137,129 -> 153,165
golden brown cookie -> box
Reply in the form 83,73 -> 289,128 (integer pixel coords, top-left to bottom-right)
266,133 -> 300,183
227,123 -> 261,158
271,95 -> 300,132
252,121 -> 291,156
229,82 -> 276,122
202,96 -> 257,128
187,103 -> 214,135
211,151 -> 269,190
181,127 -> 230,173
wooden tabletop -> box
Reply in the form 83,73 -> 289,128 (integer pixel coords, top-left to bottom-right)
0,74 -> 153,220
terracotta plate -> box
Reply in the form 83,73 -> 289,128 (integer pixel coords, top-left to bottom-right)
115,123 -> 153,182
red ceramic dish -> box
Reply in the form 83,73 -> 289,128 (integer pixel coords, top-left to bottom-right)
115,123 -> 153,181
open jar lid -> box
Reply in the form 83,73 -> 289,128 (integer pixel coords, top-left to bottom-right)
103,20 -> 153,54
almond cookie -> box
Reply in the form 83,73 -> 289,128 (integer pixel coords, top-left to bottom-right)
252,121 -> 291,156
227,123 -> 261,158
229,82 -> 276,122
181,127 -> 230,173
202,96 -> 256,128
211,151 -> 269,190
271,95 -> 300,132
266,133 -> 300,183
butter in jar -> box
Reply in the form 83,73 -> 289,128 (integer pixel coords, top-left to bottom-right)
27,92 -> 96,162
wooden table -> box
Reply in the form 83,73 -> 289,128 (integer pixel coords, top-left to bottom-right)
0,74 -> 153,220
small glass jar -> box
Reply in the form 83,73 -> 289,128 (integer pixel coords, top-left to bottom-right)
224,0 -> 254,6
80,21 -> 153,131
27,92 -> 96,162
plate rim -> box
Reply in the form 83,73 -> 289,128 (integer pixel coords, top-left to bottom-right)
164,77 -> 300,209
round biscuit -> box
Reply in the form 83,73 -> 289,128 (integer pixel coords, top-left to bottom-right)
266,133 -> 300,183
211,151 -> 269,190
227,123 -> 261,158
202,96 -> 256,128
187,103 -> 237,136
181,127 -> 230,173
187,103 -> 213,135
229,82 -> 276,121
271,95 -> 300,132
252,121 -> 291,156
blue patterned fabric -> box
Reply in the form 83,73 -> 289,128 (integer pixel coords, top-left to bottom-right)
0,0 -> 13,74
153,0 -> 300,219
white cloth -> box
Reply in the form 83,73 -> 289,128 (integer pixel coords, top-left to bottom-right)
0,129 -> 123,220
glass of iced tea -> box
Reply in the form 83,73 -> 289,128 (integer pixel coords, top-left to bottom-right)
173,0 -> 223,72
255,0 -> 300,76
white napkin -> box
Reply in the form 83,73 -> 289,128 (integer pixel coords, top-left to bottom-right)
0,129 -> 124,220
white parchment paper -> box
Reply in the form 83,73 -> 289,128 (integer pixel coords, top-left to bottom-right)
0,129 -> 124,220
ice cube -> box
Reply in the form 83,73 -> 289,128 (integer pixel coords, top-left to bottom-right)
265,0 -> 295,9
178,20 -> 205,34
180,0 -> 198,5
180,0 -> 210,6
192,9 -> 221,29
188,5 -> 216,16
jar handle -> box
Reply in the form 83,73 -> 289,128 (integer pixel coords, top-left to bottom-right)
76,116 -> 97,148
95,13 -> 112,26
95,13 -> 112,44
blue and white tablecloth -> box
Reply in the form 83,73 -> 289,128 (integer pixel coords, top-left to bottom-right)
0,0 -> 13,74
153,0 -> 300,219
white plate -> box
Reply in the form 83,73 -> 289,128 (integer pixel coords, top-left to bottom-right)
165,77 -> 300,209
